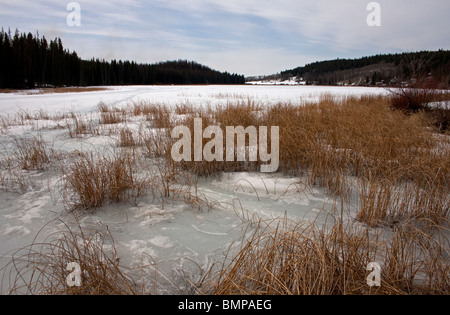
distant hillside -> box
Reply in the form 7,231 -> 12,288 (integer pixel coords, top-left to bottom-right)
250,51 -> 450,88
0,28 -> 245,89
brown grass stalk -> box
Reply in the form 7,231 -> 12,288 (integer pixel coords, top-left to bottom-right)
1,219 -> 139,295
201,215 -> 449,295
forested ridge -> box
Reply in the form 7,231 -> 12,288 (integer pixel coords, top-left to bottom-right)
278,51 -> 450,87
0,28 -> 245,89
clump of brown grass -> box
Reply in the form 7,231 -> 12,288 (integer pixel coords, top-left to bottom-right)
201,216 -> 449,295
0,164 -> 29,193
67,113 -> 95,138
130,101 -> 154,117
146,104 -> 173,129
357,177 -> 449,228
128,102 -> 173,128
12,134 -> 51,171
98,103 -> 127,125
213,100 -> 262,128
118,127 -> 136,148
169,103 -> 267,176
100,112 -> 125,125
0,115 -> 10,130
174,103 -> 195,116
1,110 -> 73,131
1,219 -> 139,295
140,128 -> 173,159
62,150 -> 147,210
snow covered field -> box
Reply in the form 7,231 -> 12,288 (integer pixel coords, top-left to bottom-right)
0,85 -> 405,294
0,85 -> 389,115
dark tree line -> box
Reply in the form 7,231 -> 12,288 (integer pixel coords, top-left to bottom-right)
280,51 -> 450,87
0,29 -> 245,89
79,59 -> 244,86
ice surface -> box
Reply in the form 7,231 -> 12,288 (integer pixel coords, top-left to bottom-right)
0,85 -> 389,116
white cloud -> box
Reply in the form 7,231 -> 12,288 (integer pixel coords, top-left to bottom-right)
1,0 -> 449,75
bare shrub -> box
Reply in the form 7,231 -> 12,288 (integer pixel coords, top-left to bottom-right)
389,86 -> 438,114
388,51 -> 449,124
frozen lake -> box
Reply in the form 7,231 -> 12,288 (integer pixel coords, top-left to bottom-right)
0,85 -> 389,115
0,85 -> 389,294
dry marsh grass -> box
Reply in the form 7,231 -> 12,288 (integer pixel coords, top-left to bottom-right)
0,134 -> 55,192
118,127 -> 137,148
98,103 -> 127,125
0,163 -> 29,193
141,128 -> 172,159
67,112 -> 97,138
10,134 -> 51,171
1,219 -> 139,295
125,101 -> 174,128
193,94 -> 449,295
357,177 -> 449,228
145,105 -> 173,129
167,95 -> 449,227
1,92 -> 449,295
201,216 -> 449,295
62,150 -> 147,210
99,111 -> 125,125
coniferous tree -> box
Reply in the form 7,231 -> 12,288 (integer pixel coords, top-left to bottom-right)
0,29 -> 4,87
0,28 -> 244,89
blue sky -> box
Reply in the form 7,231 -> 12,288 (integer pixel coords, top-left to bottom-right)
0,0 -> 449,76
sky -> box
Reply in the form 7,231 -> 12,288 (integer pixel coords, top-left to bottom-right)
0,0 -> 449,76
